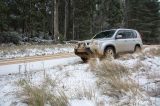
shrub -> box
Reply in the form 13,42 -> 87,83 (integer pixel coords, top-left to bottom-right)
0,32 -> 21,44
18,77 -> 69,106
143,46 -> 160,56
88,59 -> 148,105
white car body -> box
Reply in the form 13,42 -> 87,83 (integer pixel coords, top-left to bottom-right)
75,28 -> 143,59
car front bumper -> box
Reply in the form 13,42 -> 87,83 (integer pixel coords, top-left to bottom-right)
74,48 -> 93,58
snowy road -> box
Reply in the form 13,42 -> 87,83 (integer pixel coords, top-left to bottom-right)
0,53 -> 75,66
0,56 -> 80,75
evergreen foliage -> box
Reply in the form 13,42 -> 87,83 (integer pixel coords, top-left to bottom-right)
126,0 -> 160,43
0,0 -> 159,43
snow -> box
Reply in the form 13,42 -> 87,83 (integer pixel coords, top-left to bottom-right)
70,100 -> 95,106
0,44 -> 74,60
0,57 -> 103,106
0,45 -> 160,106
116,54 -> 160,105
0,57 -> 79,75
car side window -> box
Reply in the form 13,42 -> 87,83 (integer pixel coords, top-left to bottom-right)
116,30 -> 126,39
116,30 -> 137,39
124,31 -> 134,39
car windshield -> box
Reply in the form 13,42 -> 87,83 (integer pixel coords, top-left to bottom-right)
93,30 -> 116,39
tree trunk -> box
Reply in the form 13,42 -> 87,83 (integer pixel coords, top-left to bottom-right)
64,0 -> 69,41
54,0 -> 59,42
43,1 -> 46,36
29,0 -> 32,37
124,0 -> 129,27
51,0 -> 54,39
120,0 -> 124,27
72,0 -> 75,40
0,15 -> 3,32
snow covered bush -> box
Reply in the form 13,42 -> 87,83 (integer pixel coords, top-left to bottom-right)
0,44 -> 74,59
17,76 -> 69,106
143,46 -> 160,56
89,59 -> 152,106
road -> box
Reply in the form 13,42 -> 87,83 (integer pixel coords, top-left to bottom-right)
0,53 -> 76,66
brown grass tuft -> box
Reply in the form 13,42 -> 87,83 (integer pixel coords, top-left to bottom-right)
143,47 -> 160,56
131,60 -> 145,72
89,59 -> 142,101
75,86 -> 96,100
18,76 -> 68,106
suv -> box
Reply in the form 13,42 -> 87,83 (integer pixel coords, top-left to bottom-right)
74,28 -> 143,62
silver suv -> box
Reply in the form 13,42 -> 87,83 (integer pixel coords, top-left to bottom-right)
74,28 -> 143,62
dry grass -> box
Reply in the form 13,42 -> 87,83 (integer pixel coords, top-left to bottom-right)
89,59 -> 130,77
97,61 -> 139,95
143,46 -> 160,56
17,76 -> 69,106
0,43 -> 74,50
118,52 -> 147,61
88,59 -> 148,105
0,44 -> 74,58
147,72 -> 160,80
131,60 -> 145,72
118,53 -> 135,60
75,86 -> 96,100
89,44 -> 104,59
118,46 -> 160,60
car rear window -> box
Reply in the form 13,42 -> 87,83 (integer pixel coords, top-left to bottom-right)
133,31 -> 137,38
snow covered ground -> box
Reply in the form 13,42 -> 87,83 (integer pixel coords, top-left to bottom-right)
0,45 -> 160,106
0,57 -> 102,106
0,57 -> 79,75
116,55 -> 160,106
0,44 -> 74,60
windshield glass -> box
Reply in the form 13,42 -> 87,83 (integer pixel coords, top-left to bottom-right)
93,30 -> 116,39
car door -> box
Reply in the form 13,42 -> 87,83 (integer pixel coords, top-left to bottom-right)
115,30 -> 128,53
124,30 -> 137,52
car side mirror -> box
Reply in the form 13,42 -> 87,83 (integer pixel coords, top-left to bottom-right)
116,35 -> 122,39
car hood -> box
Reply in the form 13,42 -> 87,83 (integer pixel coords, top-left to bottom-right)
78,40 -> 92,43
78,38 -> 113,43
94,38 -> 113,42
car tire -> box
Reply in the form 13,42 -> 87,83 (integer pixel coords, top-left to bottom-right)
104,47 -> 115,60
134,45 -> 141,53
81,57 -> 88,62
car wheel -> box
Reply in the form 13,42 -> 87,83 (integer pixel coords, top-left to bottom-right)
104,47 -> 115,60
81,57 -> 88,62
134,45 -> 141,53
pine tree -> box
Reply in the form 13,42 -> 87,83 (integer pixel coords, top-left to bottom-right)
126,0 -> 160,43
0,0 -> 9,32
93,0 -> 123,32
73,0 -> 93,39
